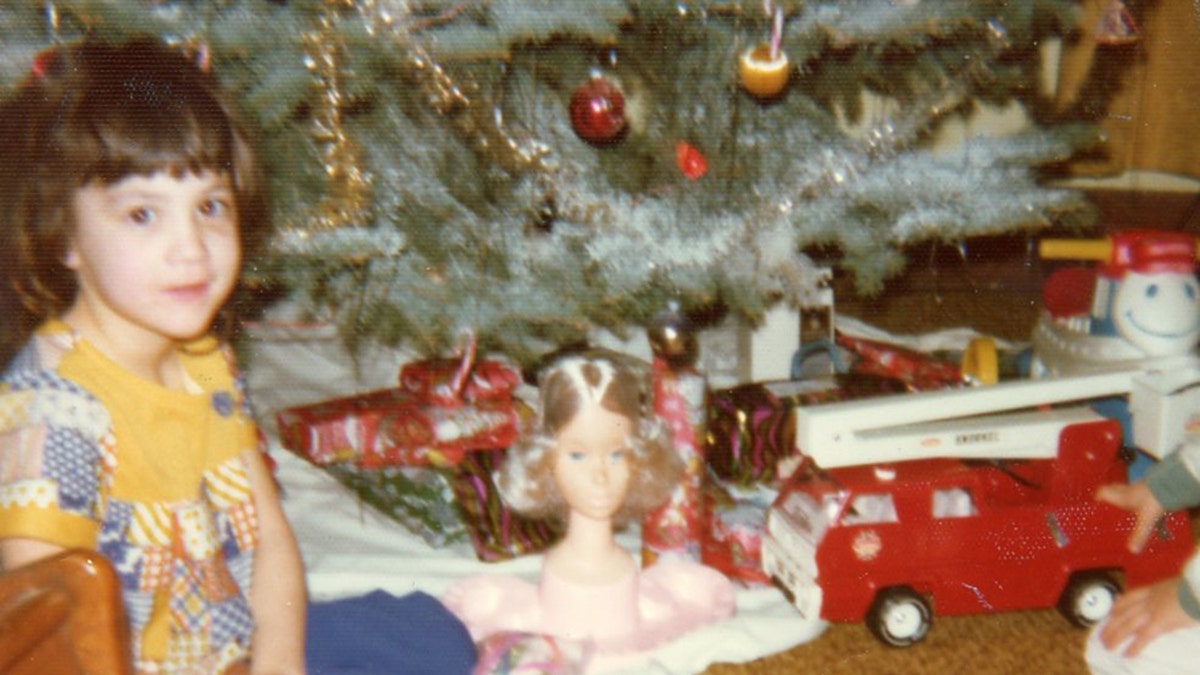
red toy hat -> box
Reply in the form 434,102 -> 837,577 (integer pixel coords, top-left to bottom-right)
1102,230 -> 1197,278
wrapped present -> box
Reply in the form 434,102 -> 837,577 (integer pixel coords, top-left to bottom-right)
400,356 -> 521,407
398,331 -> 522,407
323,463 -> 468,549
276,332 -> 523,469
474,632 -> 593,674
320,449 -> 560,560
836,332 -> 965,391
275,359 -> 548,560
701,475 -> 777,586
707,375 -> 909,486
642,359 -> 708,567
276,386 -> 519,469
445,449 -> 559,562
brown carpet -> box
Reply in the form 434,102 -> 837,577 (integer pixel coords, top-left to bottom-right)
702,191 -> 1200,673
705,608 -> 1088,674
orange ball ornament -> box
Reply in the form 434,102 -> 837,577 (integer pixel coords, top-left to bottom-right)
739,43 -> 790,101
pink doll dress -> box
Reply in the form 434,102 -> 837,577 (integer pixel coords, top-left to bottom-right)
442,559 -> 736,672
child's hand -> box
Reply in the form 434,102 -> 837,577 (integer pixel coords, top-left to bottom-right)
1099,577 -> 1197,657
1095,482 -> 1165,553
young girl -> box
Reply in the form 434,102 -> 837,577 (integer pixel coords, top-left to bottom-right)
0,38 -> 306,673
442,353 -> 736,672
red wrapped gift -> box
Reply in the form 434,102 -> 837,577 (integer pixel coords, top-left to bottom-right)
701,478 -> 775,586
400,357 -> 521,407
707,375 -> 909,486
276,386 -> 519,469
641,359 -> 707,567
398,332 -> 522,407
445,449 -> 560,562
836,332 -> 965,391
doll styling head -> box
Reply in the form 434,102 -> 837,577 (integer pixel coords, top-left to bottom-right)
0,36 -> 268,361
498,354 -> 684,526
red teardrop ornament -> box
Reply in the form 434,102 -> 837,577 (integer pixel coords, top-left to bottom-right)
675,141 -> 708,181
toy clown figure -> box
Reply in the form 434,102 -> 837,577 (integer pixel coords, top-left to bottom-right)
441,353 -> 735,673
1031,230 -> 1200,377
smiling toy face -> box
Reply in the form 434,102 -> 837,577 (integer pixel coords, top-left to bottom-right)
1113,270 -> 1200,357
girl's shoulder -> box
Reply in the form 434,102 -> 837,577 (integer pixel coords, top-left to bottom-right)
3,320 -> 84,377
2,328 -> 110,435
3,319 -> 68,372
4,328 -> 86,390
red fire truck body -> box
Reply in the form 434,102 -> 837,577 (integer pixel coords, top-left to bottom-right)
762,412 -> 1194,646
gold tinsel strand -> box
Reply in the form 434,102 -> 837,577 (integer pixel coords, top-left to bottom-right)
353,0 -> 552,175
296,0 -> 373,232
417,46 -> 554,175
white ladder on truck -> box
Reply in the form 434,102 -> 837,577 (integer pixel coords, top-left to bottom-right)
795,364 -> 1200,469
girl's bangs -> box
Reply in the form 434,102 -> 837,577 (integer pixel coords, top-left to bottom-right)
88,114 -> 235,183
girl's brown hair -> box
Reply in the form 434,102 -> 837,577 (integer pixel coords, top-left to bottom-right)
497,353 -> 684,525
0,36 -> 268,364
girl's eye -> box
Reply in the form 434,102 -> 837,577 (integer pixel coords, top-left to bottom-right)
568,451 -> 586,461
609,449 -> 626,463
127,206 -> 155,225
199,197 -> 231,219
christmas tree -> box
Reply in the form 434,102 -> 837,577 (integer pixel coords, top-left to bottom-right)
0,0 -> 1098,364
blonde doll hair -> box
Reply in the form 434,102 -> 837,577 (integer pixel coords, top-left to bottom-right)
497,354 -> 684,525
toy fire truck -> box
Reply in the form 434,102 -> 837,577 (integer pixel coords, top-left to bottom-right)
760,230 -> 1200,645
762,367 -> 1199,646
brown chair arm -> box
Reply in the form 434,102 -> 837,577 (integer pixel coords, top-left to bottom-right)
0,549 -> 132,675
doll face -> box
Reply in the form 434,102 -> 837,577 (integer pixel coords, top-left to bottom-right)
551,401 -> 634,524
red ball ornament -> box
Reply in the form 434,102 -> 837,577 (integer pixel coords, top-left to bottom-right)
569,75 -> 627,146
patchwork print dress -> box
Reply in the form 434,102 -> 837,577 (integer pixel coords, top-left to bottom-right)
0,321 -> 260,674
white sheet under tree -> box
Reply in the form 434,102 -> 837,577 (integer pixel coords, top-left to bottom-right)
246,325 -> 828,674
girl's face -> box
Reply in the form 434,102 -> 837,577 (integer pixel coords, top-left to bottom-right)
64,170 -> 241,348
551,400 -> 633,524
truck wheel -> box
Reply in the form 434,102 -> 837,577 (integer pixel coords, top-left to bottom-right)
1058,572 -> 1119,628
866,587 -> 932,647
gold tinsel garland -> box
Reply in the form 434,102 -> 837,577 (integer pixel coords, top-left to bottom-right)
288,0 -> 555,237
358,0 -> 553,174
296,0 -> 374,233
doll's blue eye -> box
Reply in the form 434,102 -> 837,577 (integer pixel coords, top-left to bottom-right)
1187,284 -> 1196,300
1146,284 -> 1159,299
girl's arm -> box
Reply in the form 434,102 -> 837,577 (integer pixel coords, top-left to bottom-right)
0,537 -> 66,570
1098,570 -> 1200,657
1094,481 -> 1165,553
242,448 -> 308,675
1144,441 -> 1200,512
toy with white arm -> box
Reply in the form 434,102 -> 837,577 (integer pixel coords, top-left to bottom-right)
794,369 -> 1139,468
1031,230 -> 1200,376
760,232 -> 1200,646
